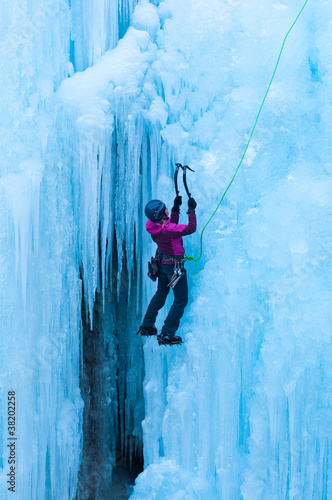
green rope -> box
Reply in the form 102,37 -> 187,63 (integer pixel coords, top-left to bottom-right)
186,0 -> 309,274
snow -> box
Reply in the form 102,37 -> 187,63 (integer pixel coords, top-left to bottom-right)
1,0 -> 332,498
132,1 -> 160,39
131,458 -> 214,499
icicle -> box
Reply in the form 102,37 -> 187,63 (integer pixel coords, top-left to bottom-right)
100,137 -> 113,305
19,158 -> 45,254
76,112 -> 112,327
1,173 -> 32,319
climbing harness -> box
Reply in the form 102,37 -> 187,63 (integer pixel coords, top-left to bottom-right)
147,250 -> 186,288
174,163 -> 195,199
186,0 -> 310,274
159,252 -> 185,265
157,252 -> 186,289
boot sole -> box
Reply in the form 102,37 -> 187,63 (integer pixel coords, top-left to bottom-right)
157,336 -> 182,345
137,328 -> 157,336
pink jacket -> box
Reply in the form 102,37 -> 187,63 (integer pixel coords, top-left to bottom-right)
146,210 -> 197,257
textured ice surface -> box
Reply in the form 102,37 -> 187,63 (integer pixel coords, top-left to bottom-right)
127,0 -> 332,498
0,0 -> 137,498
0,1 -> 84,498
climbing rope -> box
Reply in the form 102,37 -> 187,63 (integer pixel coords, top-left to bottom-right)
186,0 -> 309,274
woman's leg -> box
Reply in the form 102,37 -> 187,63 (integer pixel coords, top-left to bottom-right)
161,269 -> 188,337
142,267 -> 170,328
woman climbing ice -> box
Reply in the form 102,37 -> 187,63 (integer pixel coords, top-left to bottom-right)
138,195 -> 197,345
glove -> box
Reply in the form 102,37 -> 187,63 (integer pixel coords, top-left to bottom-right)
172,195 -> 182,212
187,197 -> 197,213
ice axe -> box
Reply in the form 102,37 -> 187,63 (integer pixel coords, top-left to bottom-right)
174,163 -> 195,198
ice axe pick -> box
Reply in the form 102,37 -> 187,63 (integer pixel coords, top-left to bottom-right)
174,163 -> 195,198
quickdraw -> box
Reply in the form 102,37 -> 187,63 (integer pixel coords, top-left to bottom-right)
167,258 -> 185,289
157,252 -> 186,289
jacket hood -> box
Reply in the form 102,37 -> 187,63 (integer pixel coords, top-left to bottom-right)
146,219 -> 166,235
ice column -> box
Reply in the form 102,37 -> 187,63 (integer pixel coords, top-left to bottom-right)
0,1 -> 83,499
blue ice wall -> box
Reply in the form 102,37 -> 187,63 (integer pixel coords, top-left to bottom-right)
0,1 -> 83,499
117,1 -> 331,498
0,0 -> 143,498
70,0 -> 140,71
57,0 -> 332,496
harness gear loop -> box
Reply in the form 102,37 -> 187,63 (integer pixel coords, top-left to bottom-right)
185,0 -> 310,275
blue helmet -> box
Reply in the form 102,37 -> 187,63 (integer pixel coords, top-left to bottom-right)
145,199 -> 166,222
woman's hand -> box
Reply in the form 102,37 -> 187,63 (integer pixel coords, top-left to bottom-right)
172,195 -> 182,212
187,198 -> 197,213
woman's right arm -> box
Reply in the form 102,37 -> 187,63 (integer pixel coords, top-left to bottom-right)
166,212 -> 197,237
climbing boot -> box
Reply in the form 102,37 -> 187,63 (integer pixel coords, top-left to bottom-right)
137,326 -> 158,336
157,332 -> 182,345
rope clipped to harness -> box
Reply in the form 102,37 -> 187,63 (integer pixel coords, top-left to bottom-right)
186,0 -> 310,275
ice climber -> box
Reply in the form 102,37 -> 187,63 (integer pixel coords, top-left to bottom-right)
138,195 -> 197,345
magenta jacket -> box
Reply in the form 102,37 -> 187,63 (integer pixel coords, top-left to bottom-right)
146,210 -> 197,257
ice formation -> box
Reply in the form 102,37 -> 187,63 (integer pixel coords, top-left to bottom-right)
0,0 -> 331,498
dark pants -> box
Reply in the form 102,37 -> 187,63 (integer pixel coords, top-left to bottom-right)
142,264 -> 188,337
